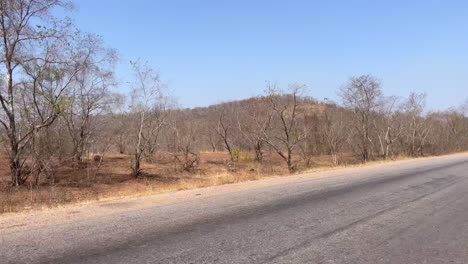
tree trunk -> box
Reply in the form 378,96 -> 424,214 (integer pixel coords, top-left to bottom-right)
132,112 -> 145,177
254,140 -> 263,162
74,141 -> 85,162
330,146 -> 338,165
287,149 -> 294,173
6,67 -> 24,186
9,135 -> 26,186
118,135 -> 126,154
10,149 -> 22,186
223,137 -> 234,162
208,138 -> 216,152
332,153 -> 338,165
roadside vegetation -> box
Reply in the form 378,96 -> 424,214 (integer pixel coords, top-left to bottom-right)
1,0 -> 468,213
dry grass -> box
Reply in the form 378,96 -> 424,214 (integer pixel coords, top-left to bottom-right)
0,151 -> 427,214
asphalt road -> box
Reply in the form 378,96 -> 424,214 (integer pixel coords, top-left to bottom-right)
2,154 -> 468,264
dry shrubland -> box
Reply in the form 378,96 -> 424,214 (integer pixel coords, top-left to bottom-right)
0,151 -> 356,213
1,1 -> 468,213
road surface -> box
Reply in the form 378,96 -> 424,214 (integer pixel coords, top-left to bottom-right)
1,154 -> 468,263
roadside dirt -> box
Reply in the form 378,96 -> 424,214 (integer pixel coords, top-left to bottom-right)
1,151 -> 463,215
1,152 -> 466,232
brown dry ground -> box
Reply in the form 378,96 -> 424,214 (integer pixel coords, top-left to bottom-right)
0,151 -> 386,214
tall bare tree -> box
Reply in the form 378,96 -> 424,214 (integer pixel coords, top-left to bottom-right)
373,96 -> 403,159
215,104 -> 236,161
61,33 -> 117,162
0,0 -> 88,185
142,98 -> 171,161
402,92 -> 430,156
264,83 -> 307,173
339,75 -> 383,162
129,60 -> 166,177
319,102 -> 349,165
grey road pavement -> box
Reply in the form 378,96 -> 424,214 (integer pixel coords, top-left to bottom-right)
1,154 -> 468,263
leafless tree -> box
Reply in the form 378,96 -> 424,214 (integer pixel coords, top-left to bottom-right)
142,98 -> 171,161
129,60 -> 166,177
0,0 -> 89,185
402,92 -> 431,156
237,97 -> 272,162
373,96 -> 403,159
169,112 -> 199,172
299,103 -> 325,166
204,128 -> 220,152
61,33 -> 117,162
263,83 -> 307,173
339,75 -> 383,162
442,109 -> 468,152
215,104 -> 236,161
319,102 -> 349,165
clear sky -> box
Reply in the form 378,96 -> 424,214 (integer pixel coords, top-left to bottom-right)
68,0 -> 468,110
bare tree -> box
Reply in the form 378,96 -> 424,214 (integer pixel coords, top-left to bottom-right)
129,60 -> 166,177
319,102 -> 349,165
169,111 -> 199,172
402,92 -> 431,156
142,98 -> 171,161
237,97 -> 272,162
204,128 -> 220,152
109,99 -> 130,154
299,102 -> 325,166
339,75 -> 383,162
61,33 -> 117,162
373,96 -> 403,159
263,83 -> 307,173
442,109 -> 468,152
215,105 -> 236,161
0,0 -> 88,185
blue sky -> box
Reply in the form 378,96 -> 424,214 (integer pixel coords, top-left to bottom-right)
69,0 -> 468,110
